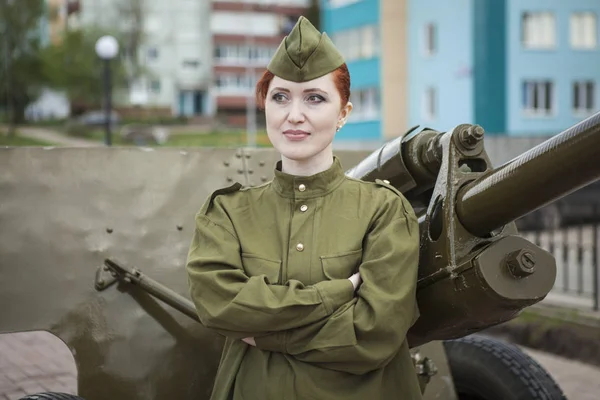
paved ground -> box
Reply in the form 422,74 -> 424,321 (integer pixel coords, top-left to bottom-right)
1,331 -> 599,399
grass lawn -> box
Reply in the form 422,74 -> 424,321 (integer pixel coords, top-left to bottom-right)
0,131 -> 55,146
84,129 -> 273,148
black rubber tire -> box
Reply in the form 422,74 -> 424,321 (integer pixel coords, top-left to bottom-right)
18,393 -> 85,400
443,334 -> 566,400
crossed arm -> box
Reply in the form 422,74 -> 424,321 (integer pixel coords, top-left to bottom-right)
186,195 -> 420,375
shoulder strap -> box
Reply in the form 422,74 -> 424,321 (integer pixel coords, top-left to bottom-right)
203,182 -> 243,214
374,179 -> 402,197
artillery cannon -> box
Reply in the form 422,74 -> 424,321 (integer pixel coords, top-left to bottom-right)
2,111 -> 599,399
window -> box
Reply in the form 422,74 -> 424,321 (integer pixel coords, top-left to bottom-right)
522,80 -> 554,115
147,47 -> 159,60
328,0 -> 360,8
214,44 -> 277,65
571,12 -> 597,49
522,12 -> 556,49
182,59 -> 200,68
423,87 -> 436,120
424,23 -> 436,56
149,80 -> 161,94
331,25 -> 379,62
214,74 -> 254,93
349,87 -> 380,121
573,81 -> 595,113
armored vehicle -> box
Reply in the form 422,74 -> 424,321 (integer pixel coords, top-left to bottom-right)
2,111 -> 599,399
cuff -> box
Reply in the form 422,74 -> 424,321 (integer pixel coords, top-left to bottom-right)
315,279 -> 355,314
254,331 -> 287,353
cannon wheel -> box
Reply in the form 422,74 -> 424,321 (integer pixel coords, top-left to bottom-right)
443,335 -> 566,400
19,393 -> 85,400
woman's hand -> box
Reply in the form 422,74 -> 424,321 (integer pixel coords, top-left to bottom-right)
242,337 -> 256,346
348,272 -> 362,291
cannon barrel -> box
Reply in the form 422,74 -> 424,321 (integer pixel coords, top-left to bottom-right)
456,111 -> 600,236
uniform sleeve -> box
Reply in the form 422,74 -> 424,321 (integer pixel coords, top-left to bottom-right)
253,192 -> 420,375
186,198 -> 355,339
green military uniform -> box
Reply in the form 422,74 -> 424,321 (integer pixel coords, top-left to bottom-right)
186,16 -> 422,400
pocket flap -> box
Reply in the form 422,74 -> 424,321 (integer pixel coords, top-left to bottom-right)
241,253 -> 281,284
320,249 -> 363,280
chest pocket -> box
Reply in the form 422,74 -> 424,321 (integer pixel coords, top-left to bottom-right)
320,249 -> 363,280
241,253 -> 282,284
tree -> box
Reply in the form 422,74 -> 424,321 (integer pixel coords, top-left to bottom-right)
39,27 -> 128,113
116,0 -> 146,84
0,0 -> 46,136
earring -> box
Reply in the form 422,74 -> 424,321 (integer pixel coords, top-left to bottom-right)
336,126 -> 341,132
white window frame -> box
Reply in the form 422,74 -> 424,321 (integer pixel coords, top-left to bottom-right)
328,0 -> 361,9
422,87 -> 436,121
522,80 -> 555,116
572,80 -> 596,115
522,12 -> 556,49
349,87 -> 380,121
570,12 -> 597,49
214,73 -> 254,95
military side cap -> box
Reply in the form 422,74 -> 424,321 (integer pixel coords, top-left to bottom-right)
267,16 -> 345,82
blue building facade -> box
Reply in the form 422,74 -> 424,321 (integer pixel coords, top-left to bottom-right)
320,0 -> 383,142
325,0 -> 600,138
409,0 -> 600,135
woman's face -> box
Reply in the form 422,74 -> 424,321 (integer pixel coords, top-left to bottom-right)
265,73 -> 352,164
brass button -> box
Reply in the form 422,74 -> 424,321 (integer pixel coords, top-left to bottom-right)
298,184 -> 306,192
296,243 -> 304,252
383,179 -> 390,184
300,205 -> 308,212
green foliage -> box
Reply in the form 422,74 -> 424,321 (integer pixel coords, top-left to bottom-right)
0,0 -> 47,126
40,28 -> 128,108
0,130 -> 55,146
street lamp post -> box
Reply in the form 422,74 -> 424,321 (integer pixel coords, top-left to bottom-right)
95,35 -> 119,146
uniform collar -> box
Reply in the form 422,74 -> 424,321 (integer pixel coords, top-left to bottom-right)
272,156 -> 346,199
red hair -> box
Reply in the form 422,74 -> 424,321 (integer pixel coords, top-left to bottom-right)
255,63 -> 351,110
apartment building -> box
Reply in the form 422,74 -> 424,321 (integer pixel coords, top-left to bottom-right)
409,0 -> 600,135
210,0 -> 310,125
77,0 -> 213,117
321,0 -> 407,143
323,0 -> 599,141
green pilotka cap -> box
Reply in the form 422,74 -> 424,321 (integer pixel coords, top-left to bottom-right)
267,16 -> 345,82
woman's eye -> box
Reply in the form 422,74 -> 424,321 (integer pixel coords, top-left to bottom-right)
272,93 -> 287,102
307,94 -> 325,103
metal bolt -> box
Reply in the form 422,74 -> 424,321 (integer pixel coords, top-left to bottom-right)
259,161 -> 265,167
261,176 -> 267,182
103,266 -> 109,272
506,249 -> 536,277
106,228 -> 113,234
459,125 -> 484,149
237,168 -> 244,174
245,154 -> 251,159
223,161 -> 230,167
235,152 -> 242,158
176,225 -> 183,231
97,279 -> 105,286
226,177 -> 233,182
248,169 -> 254,174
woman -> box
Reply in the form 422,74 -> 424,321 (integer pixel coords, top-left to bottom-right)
186,16 -> 422,400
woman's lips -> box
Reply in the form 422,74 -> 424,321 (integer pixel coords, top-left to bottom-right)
283,130 -> 310,141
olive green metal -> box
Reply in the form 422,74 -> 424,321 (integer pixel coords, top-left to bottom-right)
346,126 -> 444,204
103,258 -> 201,323
457,111 -> 600,237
